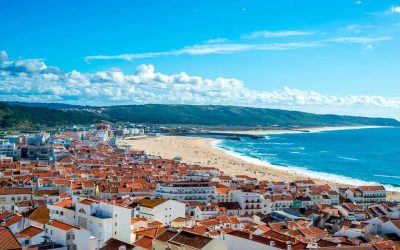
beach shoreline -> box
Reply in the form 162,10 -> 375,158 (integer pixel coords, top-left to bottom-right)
121,126 -> 400,199
209,125 -> 388,135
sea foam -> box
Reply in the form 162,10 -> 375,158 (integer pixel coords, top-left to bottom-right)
209,139 -> 400,192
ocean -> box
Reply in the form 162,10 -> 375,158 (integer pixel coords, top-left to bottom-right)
211,127 -> 400,191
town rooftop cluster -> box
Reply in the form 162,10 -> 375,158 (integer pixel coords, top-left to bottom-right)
0,123 -> 399,250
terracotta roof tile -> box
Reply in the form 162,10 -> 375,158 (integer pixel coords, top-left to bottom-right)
47,220 -> 80,231
133,236 -> 153,250
17,226 -> 44,238
0,226 -> 22,249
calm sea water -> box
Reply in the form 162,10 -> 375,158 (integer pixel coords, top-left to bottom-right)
213,127 -> 400,191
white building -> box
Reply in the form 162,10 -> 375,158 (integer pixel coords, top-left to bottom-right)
17,226 -> 45,247
222,230 -> 282,250
268,194 -> 293,211
45,219 -> 97,250
154,181 -> 216,205
136,198 -> 185,226
345,186 -> 387,208
214,188 -> 235,203
233,190 -> 271,215
0,187 -> 32,211
48,198 -> 134,247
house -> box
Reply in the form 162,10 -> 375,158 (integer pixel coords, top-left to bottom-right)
153,229 -> 226,250
0,212 -> 24,234
14,200 -> 45,214
222,230 -> 305,250
268,182 -> 288,192
45,219 -> 98,250
100,238 -> 135,250
217,202 -> 241,216
48,198 -> 134,247
133,235 -> 153,250
268,194 -> 293,211
16,226 -> 45,247
21,205 -> 51,229
338,202 -> 366,221
136,198 -> 185,226
214,188 -> 235,203
194,205 -> 219,220
170,216 -> 196,228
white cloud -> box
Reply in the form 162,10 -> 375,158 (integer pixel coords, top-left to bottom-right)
328,36 -> 392,44
85,42 -> 323,61
391,6 -> 400,13
342,24 -> 375,34
1,51 -> 400,117
327,36 -> 392,51
206,38 -> 228,43
86,26 -> 392,61
241,30 -> 316,39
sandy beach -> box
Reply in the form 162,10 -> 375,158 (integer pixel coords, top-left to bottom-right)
121,126 -> 400,199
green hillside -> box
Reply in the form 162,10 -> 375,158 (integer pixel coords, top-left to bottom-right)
1,102 -> 399,129
0,102 -> 103,129
101,104 -> 400,127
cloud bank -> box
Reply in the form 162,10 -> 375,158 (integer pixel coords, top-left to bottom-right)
1,51 -> 400,117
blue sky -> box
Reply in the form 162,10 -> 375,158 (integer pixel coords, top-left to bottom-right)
1,0 -> 400,118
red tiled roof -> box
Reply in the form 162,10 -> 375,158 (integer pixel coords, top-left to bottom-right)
17,226 -> 44,238
133,236 -> 152,250
0,188 -> 31,195
48,220 -> 80,231
0,226 -> 22,250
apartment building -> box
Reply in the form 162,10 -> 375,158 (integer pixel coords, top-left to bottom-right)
233,190 -> 271,215
0,188 -> 32,211
345,186 -> 387,208
153,181 -> 216,205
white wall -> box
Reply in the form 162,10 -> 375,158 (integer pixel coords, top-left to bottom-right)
222,234 -> 279,250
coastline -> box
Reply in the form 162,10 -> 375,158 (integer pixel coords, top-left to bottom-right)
121,126 -> 400,199
209,125 -> 388,135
